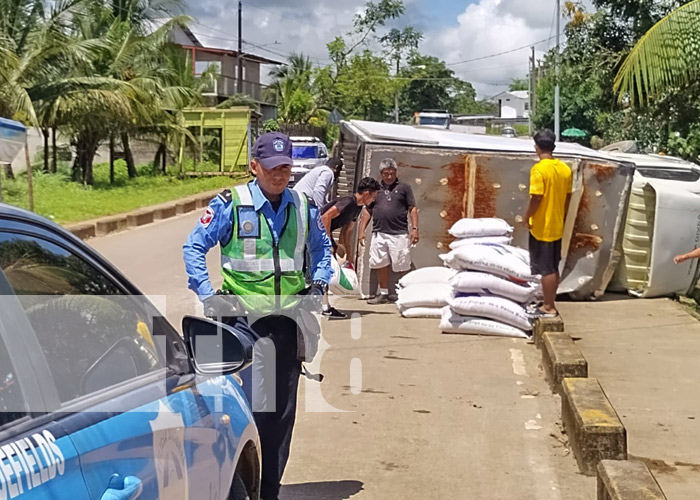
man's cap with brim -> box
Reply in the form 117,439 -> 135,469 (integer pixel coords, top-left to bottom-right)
253,132 -> 294,169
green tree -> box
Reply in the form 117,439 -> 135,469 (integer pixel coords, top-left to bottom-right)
509,78 -> 529,91
397,54 -> 483,119
335,50 -> 396,120
614,0 -> 700,105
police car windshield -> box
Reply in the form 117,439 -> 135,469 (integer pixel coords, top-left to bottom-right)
292,145 -> 319,159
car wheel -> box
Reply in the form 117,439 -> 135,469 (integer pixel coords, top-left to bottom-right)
230,472 -> 251,500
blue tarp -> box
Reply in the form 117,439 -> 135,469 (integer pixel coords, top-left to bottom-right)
0,117 -> 27,163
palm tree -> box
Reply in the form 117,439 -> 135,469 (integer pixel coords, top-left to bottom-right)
614,0 -> 700,105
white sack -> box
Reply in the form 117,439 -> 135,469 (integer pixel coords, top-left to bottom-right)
396,283 -> 452,309
449,271 -> 539,304
400,307 -> 444,318
329,257 -> 360,295
447,295 -> 532,331
439,307 -> 528,338
448,218 -> 513,238
440,244 -> 535,283
449,235 -> 512,250
398,267 -> 457,288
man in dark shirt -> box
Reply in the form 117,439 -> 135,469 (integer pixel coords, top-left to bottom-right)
320,177 -> 381,317
358,158 -> 419,304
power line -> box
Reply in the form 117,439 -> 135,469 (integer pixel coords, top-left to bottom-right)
445,34 -> 562,66
547,0 -> 557,51
241,0 -> 353,31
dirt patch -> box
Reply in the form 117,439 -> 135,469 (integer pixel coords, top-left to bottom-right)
629,455 -> 678,475
570,233 -> 603,252
473,164 -> 497,218
441,157 -> 468,247
674,461 -> 700,473
568,185 -> 603,255
590,163 -> 616,183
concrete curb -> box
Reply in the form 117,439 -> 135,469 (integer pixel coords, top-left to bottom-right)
561,378 -> 627,476
533,316 -> 565,348
542,332 -> 588,394
597,460 -> 667,500
533,318 -> 667,495
64,188 -> 225,240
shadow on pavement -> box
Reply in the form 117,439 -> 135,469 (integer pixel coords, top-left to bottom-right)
280,480 -> 364,499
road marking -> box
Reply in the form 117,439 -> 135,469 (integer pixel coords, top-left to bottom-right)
351,313 -> 362,340
510,348 -> 527,376
350,358 -> 362,395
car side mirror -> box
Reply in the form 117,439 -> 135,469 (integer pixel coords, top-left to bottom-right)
182,316 -> 254,375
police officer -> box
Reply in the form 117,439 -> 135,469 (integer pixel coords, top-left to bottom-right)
183,132 -> 332,500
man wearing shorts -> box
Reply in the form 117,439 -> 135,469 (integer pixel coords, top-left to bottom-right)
359,158 -> 419,304
524,129 -> 572,317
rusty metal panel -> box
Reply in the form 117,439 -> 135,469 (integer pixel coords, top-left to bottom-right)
560,161 -> 633,298
352,144 -> 633,299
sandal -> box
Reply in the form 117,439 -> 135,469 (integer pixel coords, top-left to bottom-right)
528,307 -> 559,319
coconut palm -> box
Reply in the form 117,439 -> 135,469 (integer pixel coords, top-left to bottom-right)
614,0 -> 700,105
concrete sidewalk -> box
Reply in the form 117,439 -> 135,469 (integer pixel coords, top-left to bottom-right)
559,295 -> 700,500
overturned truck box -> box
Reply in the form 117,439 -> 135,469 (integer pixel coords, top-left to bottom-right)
337,120 -> 635,300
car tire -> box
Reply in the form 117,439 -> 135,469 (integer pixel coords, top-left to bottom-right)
230,472 -> 251,500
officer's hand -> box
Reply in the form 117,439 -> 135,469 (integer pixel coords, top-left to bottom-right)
202,294 -> 239,319
309,282 -> 326,296
302,281 -> 326,313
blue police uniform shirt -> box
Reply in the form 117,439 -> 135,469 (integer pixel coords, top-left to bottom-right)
183,179 -> 333,300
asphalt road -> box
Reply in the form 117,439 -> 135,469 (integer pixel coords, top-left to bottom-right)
88,212 -> 595,500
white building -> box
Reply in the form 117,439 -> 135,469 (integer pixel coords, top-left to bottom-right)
492,90 -> 530,119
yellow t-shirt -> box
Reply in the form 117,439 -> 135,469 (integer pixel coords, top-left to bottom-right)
529,158 -> 573,242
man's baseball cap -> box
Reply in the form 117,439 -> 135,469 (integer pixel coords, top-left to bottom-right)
253,132 -> 293,169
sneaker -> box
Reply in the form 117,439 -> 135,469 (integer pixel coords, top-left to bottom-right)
387,294 -> 398,303
367,294 -> 390,305
321,306 -> 347,319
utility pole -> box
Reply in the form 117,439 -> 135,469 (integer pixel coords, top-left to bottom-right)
237,0 -> 243,94
394,59 -> 400,124
554,0 -> 561,140
529,46 -> 535,136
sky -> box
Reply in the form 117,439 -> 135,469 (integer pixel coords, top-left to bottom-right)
184,0 -> 581,98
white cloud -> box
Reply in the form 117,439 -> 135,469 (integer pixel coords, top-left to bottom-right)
186,0 -> 591,97
422,0 -> 560,98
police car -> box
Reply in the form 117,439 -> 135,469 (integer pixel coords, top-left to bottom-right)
0,203 -> 260,499
289,136 -> 329,186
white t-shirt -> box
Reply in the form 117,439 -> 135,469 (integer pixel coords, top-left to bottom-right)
293,166 -> 334,207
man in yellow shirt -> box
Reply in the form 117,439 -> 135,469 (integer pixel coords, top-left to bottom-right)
524,129 -> 572,317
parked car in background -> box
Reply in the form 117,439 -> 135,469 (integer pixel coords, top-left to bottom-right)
415,110 -> 451,130
501,126 -> 517,138
0,203 -> 260,500
289,136 -> 329,186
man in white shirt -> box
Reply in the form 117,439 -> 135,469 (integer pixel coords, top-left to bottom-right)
293,158 -> 342,207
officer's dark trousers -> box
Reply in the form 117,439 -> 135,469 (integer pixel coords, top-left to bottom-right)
231,315 -> 301,500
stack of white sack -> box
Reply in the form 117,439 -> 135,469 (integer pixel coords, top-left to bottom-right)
448,218 -> 513,250
395,267 -> 456,318
439,219 -> 539,338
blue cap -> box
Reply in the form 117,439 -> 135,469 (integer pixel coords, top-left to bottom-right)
253,132 -> 294,169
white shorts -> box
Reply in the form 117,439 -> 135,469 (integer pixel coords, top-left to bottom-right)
369,232 -> 412,272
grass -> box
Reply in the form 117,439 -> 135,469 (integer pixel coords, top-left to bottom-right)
486,124 -> 530,136
1,161 -> 249,224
